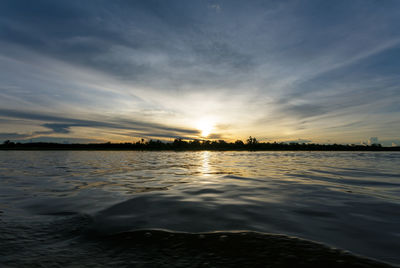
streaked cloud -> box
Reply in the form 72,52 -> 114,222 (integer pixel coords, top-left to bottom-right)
1,0 -> 399,144
0,108 -> 200,141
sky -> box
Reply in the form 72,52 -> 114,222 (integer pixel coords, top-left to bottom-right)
1,0 -> 400,146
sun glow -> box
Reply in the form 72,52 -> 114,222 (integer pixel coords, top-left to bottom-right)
196,118 -> 214,137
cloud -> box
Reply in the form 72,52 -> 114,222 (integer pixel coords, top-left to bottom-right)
18,137 -> 102,144
0,132 -> 32,140
42,123 -> 75,134
0,108 -> 200,138
1,1 -> 400,144
208,4 -> 221,13
282,104 -> 328,119
360,137 -> 400,147
0,0 -> 256,92
281,138 -> 312,144
207,133 -> 223,140
368,137 -> 379,145
361,137 -> 380,146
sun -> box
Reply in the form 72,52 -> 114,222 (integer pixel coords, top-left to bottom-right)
196,118 -> 214,137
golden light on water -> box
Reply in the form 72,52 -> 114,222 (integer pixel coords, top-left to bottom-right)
200,151 -> 211,177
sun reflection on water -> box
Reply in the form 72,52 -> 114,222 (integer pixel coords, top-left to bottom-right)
200,151 -> 211,177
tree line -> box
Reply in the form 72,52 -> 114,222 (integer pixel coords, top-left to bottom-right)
1,137 -> 398,151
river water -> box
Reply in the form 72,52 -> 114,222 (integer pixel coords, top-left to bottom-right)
0,151 -> 399,267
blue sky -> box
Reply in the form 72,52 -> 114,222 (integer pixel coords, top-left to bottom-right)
1,0 -> 399,145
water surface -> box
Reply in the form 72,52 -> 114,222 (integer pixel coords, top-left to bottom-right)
0,151 -> 399,266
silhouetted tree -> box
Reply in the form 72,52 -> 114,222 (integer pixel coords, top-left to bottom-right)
202,140 -> 211,146
235,140 -> 244,145
371,143 -> 382,147
246,136 -> 258,145
190,139 -> 200,146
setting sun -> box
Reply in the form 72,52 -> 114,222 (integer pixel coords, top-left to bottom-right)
196,118 -> 214,137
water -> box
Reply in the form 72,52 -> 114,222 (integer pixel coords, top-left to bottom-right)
0,151 -> 399,267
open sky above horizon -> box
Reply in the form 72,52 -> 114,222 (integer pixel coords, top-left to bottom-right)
1,0 -> 400,146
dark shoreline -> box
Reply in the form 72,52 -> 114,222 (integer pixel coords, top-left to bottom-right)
1,142 -> 399,151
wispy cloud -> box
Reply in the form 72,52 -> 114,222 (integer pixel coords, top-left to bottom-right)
208,4 -> 221,13
0,108 -> 200,141
0,0 -> 400,143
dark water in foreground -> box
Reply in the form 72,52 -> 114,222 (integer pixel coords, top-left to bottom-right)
0,151 -> 399,267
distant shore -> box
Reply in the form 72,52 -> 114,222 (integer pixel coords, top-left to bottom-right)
1,139 -> 399,151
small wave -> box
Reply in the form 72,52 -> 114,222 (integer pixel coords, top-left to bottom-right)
290,173 -> 400,187
86,229 -> 395,267
223,174 -> 266,182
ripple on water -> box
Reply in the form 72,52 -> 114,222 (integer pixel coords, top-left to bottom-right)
0,151 -> 399,266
